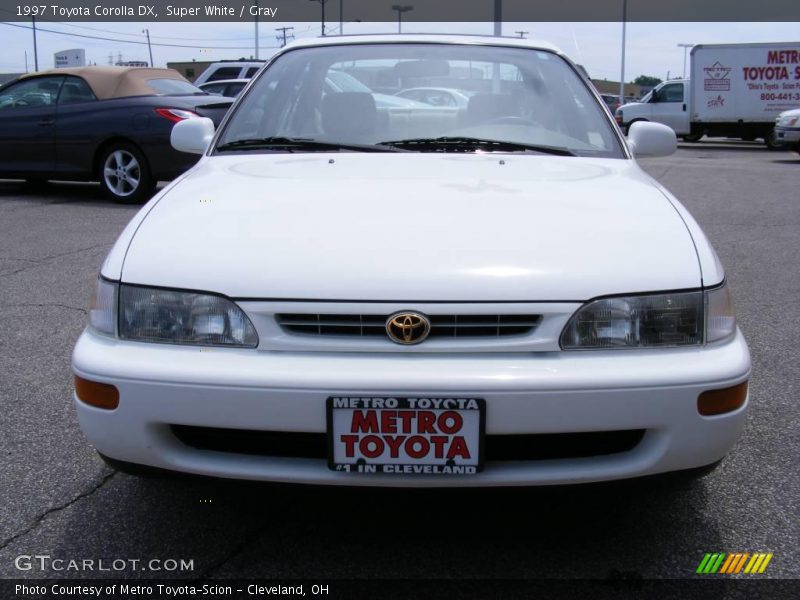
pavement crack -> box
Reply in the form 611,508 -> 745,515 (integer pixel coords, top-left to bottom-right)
38,243 -> 110,263
0,470 -> 115,551
0,243 -> 108,279
1,303 -> 87,315
194,509 -> 283,581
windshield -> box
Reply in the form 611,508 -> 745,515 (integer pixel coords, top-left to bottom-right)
216,43 -> 624,158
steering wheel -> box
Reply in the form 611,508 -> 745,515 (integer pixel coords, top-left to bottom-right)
486,116 -> 539,126
13,98 -> 30,108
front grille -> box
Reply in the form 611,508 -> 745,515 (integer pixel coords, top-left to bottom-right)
171,426 -> 645,462
275,313 -> 542,338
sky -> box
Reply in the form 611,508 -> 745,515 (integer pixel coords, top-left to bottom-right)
1,20 -> 798,82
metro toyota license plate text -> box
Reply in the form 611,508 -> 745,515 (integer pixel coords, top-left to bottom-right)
328,397 -> 485,474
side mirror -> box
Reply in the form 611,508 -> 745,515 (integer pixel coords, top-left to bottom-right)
627,121 -> 676,157
171,117 -> 215,154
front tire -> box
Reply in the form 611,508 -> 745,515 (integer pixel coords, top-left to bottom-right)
98,142 -> 155,204
764,129 -> 785,151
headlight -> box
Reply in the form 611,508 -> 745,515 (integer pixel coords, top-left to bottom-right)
779,115 -> 798,127
88,277 -> 117,336
560,284 -> 736,349
118,284 -> 258,347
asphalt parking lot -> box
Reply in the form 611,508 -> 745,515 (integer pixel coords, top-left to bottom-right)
0,141 -> 798,585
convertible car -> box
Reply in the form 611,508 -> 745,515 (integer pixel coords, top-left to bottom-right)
0,67 -> 233,203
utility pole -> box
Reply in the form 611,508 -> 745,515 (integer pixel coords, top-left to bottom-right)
275,26 -> 294,47
493,0 -> 501,36
339,0 -> 343,35
142,28 -> 154,67
24,50 -> 28,73
32,16 -> 38,71
392,5 -> 413,33
514,31 -> 528,38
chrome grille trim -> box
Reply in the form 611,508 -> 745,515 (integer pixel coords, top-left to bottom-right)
275,313 -> 542,339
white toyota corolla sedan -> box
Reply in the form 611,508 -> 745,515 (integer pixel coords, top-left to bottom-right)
72,35 -> 751,486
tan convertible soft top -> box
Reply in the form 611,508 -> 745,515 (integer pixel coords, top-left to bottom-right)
19,67 -> 191,100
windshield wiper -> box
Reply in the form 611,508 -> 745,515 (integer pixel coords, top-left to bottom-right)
377,136 -> 576,156
215,137 -> 407,153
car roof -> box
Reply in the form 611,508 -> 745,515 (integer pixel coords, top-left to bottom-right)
281,34 -> 563,54
198,79 -> 250,86
18,67 -> 190,100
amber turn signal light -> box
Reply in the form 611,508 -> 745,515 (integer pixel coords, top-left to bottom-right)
74,375 -> 119,410
698,381 -> 748,416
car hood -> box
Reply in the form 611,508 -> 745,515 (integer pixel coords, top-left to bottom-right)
120,154 -> 701,301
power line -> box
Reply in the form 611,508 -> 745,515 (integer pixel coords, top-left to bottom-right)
0,22 -> 280,50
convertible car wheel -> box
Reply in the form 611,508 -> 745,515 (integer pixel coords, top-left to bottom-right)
98,143 -> 155,204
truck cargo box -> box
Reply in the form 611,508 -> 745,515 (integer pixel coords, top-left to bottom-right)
691,42 -> 800,124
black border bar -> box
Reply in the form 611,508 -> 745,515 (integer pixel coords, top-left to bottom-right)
2,0 -> 800,23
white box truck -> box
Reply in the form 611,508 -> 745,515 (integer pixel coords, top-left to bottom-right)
616,42 -> 800,147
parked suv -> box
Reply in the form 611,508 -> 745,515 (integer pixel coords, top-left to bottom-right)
193,61 -> 264,85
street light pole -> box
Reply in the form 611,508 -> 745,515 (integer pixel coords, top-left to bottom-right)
391,5 -> 413,33
254,0 -> 259,59
309,0 -> 327,36
619,0 -> 627,102
678,43 -> 693,79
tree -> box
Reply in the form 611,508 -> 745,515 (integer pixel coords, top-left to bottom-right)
634,75 -> 662,87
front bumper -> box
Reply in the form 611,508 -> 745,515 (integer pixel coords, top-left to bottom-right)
775,126 -> 800,146
72,329 -> 751,487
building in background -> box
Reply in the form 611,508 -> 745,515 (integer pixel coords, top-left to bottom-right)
167,61 -> 214,82
591,79 -> 643,100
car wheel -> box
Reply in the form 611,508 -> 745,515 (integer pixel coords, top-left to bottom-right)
764,129 -> 785,151
681,133 -> 703,142
98,143 -> 155,204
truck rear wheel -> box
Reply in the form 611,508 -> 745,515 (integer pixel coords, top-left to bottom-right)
682,133 -> 703,142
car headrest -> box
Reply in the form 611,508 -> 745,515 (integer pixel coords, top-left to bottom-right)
322,92 -> 376,139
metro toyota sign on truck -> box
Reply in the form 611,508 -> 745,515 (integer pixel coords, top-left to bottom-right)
616,42 -> 800,146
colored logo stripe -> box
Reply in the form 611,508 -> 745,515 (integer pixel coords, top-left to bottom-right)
697,552 -> 773,574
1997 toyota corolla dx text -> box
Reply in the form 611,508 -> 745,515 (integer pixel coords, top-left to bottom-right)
72,36 -> 751,487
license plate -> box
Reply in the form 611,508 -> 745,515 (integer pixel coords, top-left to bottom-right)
327,397 -> 485,474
